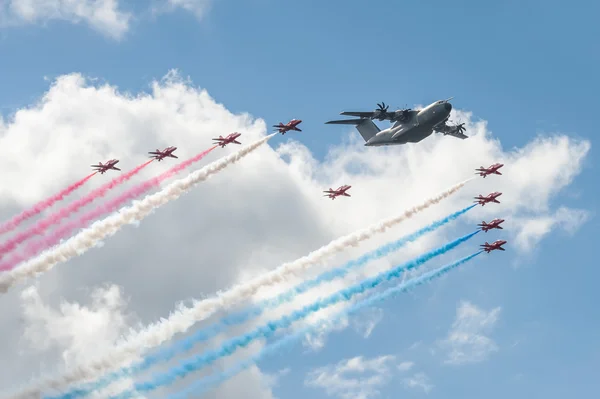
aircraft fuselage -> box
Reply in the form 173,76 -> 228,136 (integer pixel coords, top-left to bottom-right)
365,101 -> 452,146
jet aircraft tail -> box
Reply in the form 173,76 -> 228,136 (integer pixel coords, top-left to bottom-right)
325,118 -> 380,142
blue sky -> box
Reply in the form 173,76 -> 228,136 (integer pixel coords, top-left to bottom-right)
0,0 -> 598,398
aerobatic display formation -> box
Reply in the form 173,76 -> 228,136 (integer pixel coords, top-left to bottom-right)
0,100 -> 510,399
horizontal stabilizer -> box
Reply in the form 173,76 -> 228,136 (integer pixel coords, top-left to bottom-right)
325,119 -> 366,125
326,118 -> 380,142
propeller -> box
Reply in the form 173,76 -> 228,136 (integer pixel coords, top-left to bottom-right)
454,122 -> 466,134
393,103 -> 411,121
445,118 -> 465,134
376,102 -> 389,113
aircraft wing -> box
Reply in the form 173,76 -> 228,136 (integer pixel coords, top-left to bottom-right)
443,130 -> 468,140
434,123 -> 468,139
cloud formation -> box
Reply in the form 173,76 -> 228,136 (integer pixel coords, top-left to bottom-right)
304,355 -> 397,399
0,71 -> 590,397
438,301 -> 501,365
0,0 -> 215,38
0,0 -> 131,39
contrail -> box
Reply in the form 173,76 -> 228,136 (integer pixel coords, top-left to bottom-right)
102,231 -> 479,398
0,173 -> 97,237
70,204 -> 477,396
0,135 -> 274,298
0,161 -> 154,257
0,146 -> 218,272
170,251 -> 483,399
5,173 -> 468,399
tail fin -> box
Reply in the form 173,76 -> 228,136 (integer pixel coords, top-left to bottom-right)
325,118 -> 380,142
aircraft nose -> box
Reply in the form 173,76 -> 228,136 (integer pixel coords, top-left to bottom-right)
444,102 -> 452,112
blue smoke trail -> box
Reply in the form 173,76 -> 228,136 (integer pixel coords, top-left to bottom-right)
108,230 -> 479,399
168,251 -> 482,399
49,205 -> 475,399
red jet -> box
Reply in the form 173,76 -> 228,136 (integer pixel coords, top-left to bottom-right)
148,146 -> 178,161
273,119 -> 302,134
213,133 -> 242,148
474,192 -> 502,206
323,185 -> 351,200
91,159 -> 120,174
478,218 -> 505,232
480,240 -> 507,253
476,163 -> 504,178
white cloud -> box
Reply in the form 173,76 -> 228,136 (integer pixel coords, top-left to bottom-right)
0,0 -> 131,39
397,361 -> 414,372
302,316 -> 350,352
304,355 -> 397,399
0,71 -> 590,396
402,372 -> 434,393
514,206 -> 590,252
438,301 -> 501,365
351,307 -> 384,338
262,367 -> 290,389
162,0 -> 212,19
18,284 -> 140,397
20,284 -> 133,367
306,355 -> 430,398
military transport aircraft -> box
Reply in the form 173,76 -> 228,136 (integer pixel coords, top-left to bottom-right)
213,133 -> 242,148
148,146 -> 178,161
91,159 -> 120,174
325,98 -> 467,146
476,163 -> 504,178
474,192 -> 502,206
273,119 -> 302,134
478,218 -> 505,232
481,240 -> 507,253
323,185 -> 351,200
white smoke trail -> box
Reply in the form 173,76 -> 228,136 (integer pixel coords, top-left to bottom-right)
6,177 -> 472,399
0,134 -> 276,296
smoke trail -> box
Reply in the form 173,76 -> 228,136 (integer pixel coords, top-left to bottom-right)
171,251 -> 483,399
6,174 -> 467,399
71,204 -> 477,397
0,161 -> 154,257
0,146 -> 218,272
104,231 -> 479,399
0,136 -> 272,294
0,173 -> 97,237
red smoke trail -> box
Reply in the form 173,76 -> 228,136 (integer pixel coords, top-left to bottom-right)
0,173 -> 97,236
0,146 -> 217,271
0,160 -> 154,257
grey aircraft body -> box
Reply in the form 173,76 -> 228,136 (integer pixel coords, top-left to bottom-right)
325,98 -> 468,146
